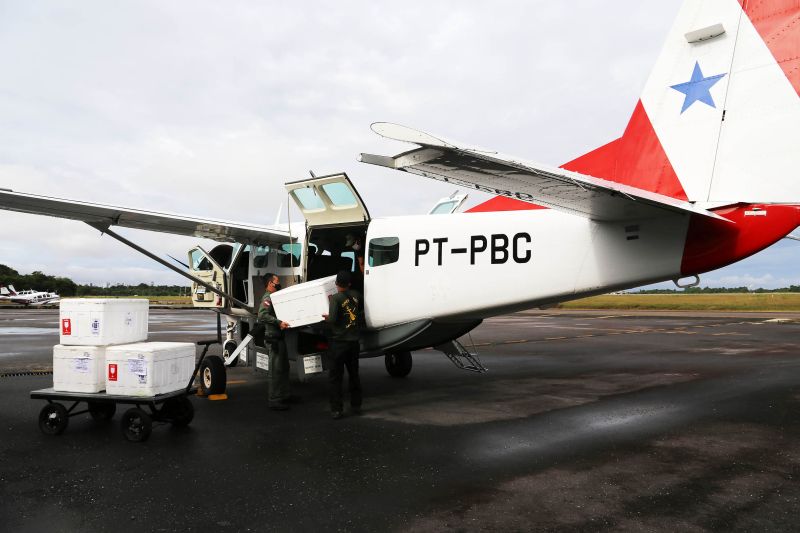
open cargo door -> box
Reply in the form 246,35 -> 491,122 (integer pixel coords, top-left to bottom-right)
285,173 -> 370,228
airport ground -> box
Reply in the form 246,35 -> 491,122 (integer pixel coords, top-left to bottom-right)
2,308 -> 800,532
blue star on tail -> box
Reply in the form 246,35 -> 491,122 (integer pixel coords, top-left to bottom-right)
670,61 -> 727,114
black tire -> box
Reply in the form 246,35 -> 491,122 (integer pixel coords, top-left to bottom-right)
38,403 -> 69,435
199,355 -> 227,394
120,408 -> 152,442
385,351 -> 413,378
88,401 -> 116,422
162,396 -> 194,427
223,340 -> 238,367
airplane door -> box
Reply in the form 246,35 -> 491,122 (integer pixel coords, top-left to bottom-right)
285,173 -> 370,228
188,246 -> 227,308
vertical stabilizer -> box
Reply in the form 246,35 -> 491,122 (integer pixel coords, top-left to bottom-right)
566,0 -> 800,204
639,0 -> 800,204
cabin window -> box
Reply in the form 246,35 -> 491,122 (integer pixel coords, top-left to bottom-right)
368,237 -> 399,267
277,243 -> 302,268
252,245 -> 270,268
292,187 -> 324,211
322,182 -> 357,208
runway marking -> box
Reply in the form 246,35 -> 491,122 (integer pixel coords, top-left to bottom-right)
545,336 -> 568,340
503,340 -> 530,344
227,380 -> 248,385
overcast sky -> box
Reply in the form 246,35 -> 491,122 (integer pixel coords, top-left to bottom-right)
0,1 -> 796,289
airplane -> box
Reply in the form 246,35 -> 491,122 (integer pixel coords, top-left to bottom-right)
0,285 -> 60,306
0,0 -> 797,395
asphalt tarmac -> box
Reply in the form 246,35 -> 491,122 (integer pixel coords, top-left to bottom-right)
2,308 -> 800,532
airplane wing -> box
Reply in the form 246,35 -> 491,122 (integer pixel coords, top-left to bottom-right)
0,188 -> 294,246
360,123 -> 729,223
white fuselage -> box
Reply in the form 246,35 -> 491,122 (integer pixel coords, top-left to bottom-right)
363,210 -> 690,327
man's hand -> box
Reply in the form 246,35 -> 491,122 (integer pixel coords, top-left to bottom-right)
322,314 -> 328,320
279,321 -> 290,330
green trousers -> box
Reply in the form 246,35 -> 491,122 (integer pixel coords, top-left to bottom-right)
267,340 -> 290,405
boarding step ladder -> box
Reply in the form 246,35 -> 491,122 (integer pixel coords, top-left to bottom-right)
434,339 -> 487,373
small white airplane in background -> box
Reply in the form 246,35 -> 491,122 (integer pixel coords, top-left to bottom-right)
0,0 -> 797,394
0,285 -> 60,306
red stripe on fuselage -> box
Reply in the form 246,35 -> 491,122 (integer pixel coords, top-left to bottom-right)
467,100 -> 686,212
739,0 -> 800,97
681,204 -> 800,275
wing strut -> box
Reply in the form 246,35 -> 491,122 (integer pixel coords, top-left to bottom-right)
86,222 -> 255,314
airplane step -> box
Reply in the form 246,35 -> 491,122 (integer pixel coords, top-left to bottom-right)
434,339 -> 487,373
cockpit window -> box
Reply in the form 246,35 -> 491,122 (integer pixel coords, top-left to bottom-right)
190,249 -> 213,271
368,237 -> 399,267
430,201 -> 457,214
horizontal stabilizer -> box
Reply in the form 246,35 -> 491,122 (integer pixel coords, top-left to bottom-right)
0,189 -> 294,246
361,123 -> 730,223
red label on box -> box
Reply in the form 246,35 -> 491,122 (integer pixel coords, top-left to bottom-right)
61,318 -> 71,336
108,364 -> 117,381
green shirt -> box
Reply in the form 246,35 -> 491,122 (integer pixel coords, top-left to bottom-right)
327,289 -> 362,341
257,292 -> 283,339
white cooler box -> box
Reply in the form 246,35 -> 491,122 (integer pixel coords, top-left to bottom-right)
60,298 -> 149,346
270,275 -> 338,328
105,342 -> 195,396
53,345 -> 107,393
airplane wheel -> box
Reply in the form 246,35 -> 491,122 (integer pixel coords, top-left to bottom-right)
88,401 -> 116,422
39,403 -> 69,435
200,355 -> 227,394
223,340 -> 238,367
385,352 -> 412,378
121,408 -> 152,442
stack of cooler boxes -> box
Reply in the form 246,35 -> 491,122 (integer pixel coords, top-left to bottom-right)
53,299 -> 195,396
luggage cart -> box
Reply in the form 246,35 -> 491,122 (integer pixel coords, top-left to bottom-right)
31,362 -> 204,442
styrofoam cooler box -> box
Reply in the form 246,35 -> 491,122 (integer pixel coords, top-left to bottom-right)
53,345 -> 107,393
59,298 -> 148,346
270,275 -> 338,328
105,342 -> 195,396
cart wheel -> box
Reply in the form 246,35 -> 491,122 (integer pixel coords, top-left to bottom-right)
223,340 -> 238,367
120,408 -> 152,442
38,403 -> 69,436
200,355 -> 227,394
163,396 -> 194,427
88,401 -> 117,422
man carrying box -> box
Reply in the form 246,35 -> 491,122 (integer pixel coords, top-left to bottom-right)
258,274 -> 291,410
323,271 -> 363,420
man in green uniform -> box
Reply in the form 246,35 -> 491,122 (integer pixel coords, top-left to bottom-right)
257,273 -> 291,410
323,270 -> 363,419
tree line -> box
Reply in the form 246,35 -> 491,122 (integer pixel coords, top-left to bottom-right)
636,286 -> 800,294
0,264 -> 188,297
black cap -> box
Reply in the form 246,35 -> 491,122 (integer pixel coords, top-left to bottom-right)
335,270 -> 351,287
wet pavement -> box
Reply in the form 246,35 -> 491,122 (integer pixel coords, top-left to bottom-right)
1,308 -> 800,531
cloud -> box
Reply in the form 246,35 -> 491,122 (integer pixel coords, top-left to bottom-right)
16,0 -> 795,290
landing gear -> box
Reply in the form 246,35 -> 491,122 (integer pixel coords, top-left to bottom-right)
223,339 -> 238,367
385,351 -> 413,378
199,355 -> 227,395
